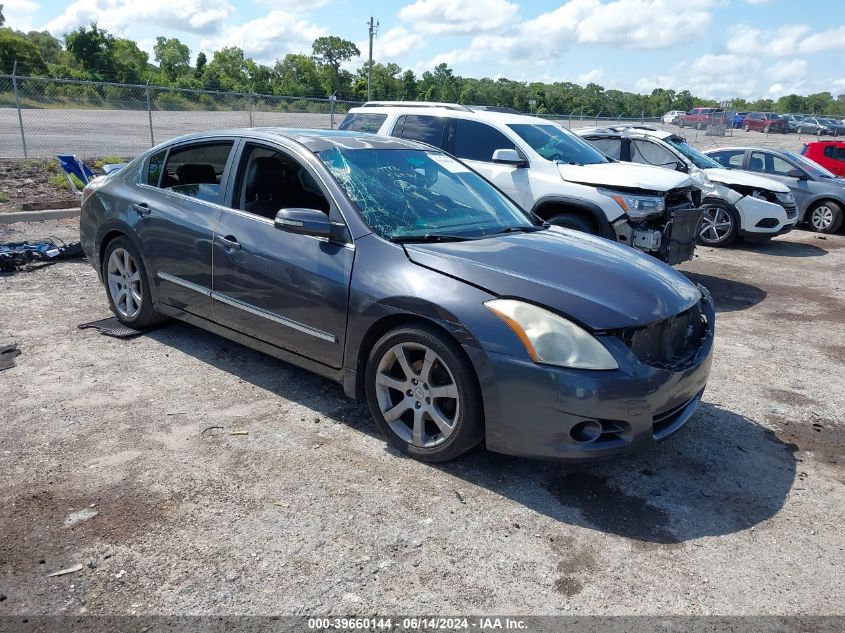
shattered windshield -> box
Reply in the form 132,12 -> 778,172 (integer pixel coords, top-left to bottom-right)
317,148 -> 536,240
507,124 -> 608,165
664,136 -> 722,170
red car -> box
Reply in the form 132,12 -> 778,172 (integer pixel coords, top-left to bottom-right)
801,141 -> 845,177
679,107 -> 722,129
742,112 -> 788,133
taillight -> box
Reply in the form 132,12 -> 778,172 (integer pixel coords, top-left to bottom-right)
81,176 -> 107,206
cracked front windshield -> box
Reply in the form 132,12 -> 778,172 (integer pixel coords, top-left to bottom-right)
664,136 -> 722,170
317,148 -> 535,240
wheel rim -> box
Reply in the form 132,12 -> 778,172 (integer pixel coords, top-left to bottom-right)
699,207 -> 733,244
374,342 -> 460,449
811,205 -> 833,231
107,248 -> 142,319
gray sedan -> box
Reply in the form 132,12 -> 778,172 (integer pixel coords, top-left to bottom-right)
705,146 -> 845,233
80,129 -> 714,463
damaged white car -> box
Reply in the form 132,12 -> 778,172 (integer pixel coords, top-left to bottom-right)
574,126 -> 798,246
341,103 -> 704,264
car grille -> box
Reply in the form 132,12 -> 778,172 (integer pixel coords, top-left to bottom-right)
617,301 -> 709,371
665,186 -> 697,210
783,201 -> 798,219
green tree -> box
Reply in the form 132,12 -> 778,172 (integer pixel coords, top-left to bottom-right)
204,46 -> 249,91
274,53 -> 322,96
0,29 -> 47,74
195,51 -> 206,78
112,38 -> 148,83
65,23 -> 116,77
154,36 -> 190,82
312,35 -> 359,95
24,30 -> 63,65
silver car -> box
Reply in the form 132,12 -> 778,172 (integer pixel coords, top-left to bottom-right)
705,147 -> 845,233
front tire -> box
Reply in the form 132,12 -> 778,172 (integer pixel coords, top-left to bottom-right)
365,324 -> 483,462
546,213 -> 597,235
743,123 -> 750,132
697,201 -> 738,247
102,236 -> 163,328
808,201 -> 843,234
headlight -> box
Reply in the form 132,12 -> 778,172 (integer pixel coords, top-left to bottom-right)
597,188 -> 665,219
775,191 -> 795,206
485,299 -> 618,370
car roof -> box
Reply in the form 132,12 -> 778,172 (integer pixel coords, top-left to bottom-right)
573,125 -> 673,141
157,127 -> 429,153
347,103 -> 555,126
702,146 -> 793,155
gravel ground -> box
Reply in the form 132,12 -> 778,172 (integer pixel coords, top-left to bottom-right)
0,218 -> 843,616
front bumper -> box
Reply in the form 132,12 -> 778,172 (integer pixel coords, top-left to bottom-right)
735,196 -> 794,235
471,296 -> 715,462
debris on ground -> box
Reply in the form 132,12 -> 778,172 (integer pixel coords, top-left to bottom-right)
0,342 -> 21,371
47,564 -> 83,578
0,238 -> 83,273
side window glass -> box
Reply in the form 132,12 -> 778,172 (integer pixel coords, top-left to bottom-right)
146,150 -> 166,186
630,139 -> 676,167
160,142 -> 233,203
749,151 -> 767,173
835,148 -> 845,162
452,119 -> 517,162
589,138 -> 622,160
823,146 -> 835,158
398,115 -> 448,148
339,113 -> 387,133
770,155 -> 795,176
235,144 -> 330,220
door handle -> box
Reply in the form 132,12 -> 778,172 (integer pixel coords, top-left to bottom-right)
217,235 -> 241,250
132,202 -> 151,216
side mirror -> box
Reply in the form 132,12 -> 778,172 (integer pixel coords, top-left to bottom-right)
786,168 -> 808,180
492,149 -> 527,166
675,161 -> 688,173
274,208 -> 332,238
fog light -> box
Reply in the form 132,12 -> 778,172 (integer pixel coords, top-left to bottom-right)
755,218 -> 778,228
570,420 -> 602,443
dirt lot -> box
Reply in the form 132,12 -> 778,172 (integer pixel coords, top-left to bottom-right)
0,218 -> 843,617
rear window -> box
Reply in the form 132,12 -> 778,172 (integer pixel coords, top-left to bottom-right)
339,113 -> 387,133
392,115 -> 449,148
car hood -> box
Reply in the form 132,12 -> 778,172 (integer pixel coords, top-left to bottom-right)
558,162 -> 693,192
404,227 -> 702,330
703,168 -> 790,193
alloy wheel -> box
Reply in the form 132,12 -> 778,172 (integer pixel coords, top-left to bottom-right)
810,205 -> 834,231
374,342 -> 460,449
107,247 -> 142,319
699,206 -> 734,244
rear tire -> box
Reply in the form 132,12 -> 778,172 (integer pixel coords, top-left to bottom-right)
697,201 -> 738,247
365,324 -> 484,463
808,201 -> 843,234
102,236 -> 165,329
546,213 -> 597,235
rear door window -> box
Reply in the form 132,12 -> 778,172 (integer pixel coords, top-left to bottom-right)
824,146 -> 835,158
588,138 -> 623,160
338,113 -> 387,133
709,150 -> 746,169
393,115 -> 449,148
451,119 -> 517,163
835,147 -> 845,161
630,139 -> 677,168
145,149 -> 166,187
159,142 -> 234,204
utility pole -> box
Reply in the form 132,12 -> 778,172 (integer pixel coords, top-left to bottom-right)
367,15 -> 379,102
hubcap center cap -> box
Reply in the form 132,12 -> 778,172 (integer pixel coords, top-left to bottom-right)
413,386 -> 425,400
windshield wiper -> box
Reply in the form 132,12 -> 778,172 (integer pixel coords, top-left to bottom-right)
491,225 -> 547,235
389,233 -> 480,243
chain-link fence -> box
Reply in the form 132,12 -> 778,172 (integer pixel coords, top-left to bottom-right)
0,74 -> 363,158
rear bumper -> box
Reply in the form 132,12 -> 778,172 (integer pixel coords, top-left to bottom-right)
470,299 -> 715,462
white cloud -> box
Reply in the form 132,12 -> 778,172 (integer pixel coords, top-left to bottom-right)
636,54 -> 762,101
42,0 -> 235,37
398,0 -> 519,35
200,10 -> 327,65
425,0 -> 718,70
3,0 -> 40,31
745,0 -> 774,4
576,68 -> 605,84
354,26 -> 425,66
766,58 -> 807,83
727,23 -> 845,57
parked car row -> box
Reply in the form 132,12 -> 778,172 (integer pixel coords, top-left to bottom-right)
666,109 -> 845,137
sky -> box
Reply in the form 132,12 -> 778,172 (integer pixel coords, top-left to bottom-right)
3,0 -> 844,101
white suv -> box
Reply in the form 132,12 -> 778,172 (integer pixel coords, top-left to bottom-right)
340,102 -> 703,265
573,126 -> 798,247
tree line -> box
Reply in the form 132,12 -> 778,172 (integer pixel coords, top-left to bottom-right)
1,17 -> 844,117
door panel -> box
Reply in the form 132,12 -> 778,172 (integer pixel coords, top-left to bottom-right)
211,142 -> 353,368
133,141 -> 236,319
211,211 -> 353,367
